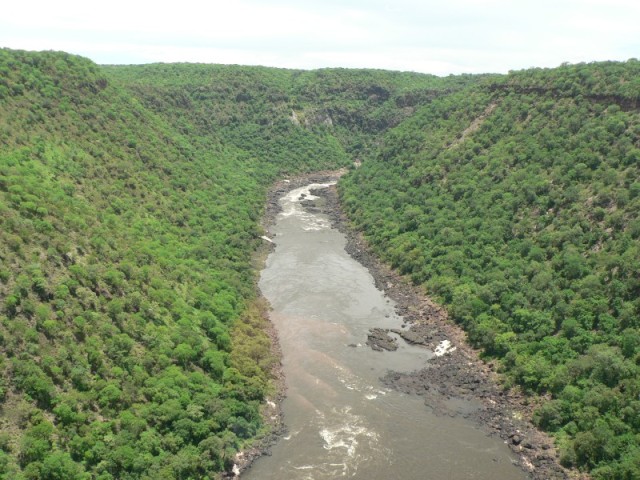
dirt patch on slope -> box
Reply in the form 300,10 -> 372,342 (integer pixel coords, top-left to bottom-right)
448,101 -> 498,149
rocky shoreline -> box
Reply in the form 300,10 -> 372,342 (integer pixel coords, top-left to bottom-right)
314,180 -> 573,480
235,170 -> 575,480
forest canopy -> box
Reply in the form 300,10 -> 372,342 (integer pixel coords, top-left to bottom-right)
0,48 -> 458,478
340,59 -> 640,479
1,48 -> 639,478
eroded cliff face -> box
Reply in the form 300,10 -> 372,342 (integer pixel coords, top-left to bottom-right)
288,108 -> 334,128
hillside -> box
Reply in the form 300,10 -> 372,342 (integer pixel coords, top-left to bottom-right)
339,60 -> 640,478
0,49 -> 464,479
3,47 -> 639,479
0,49 -> 351,479
103,63 -> 466,165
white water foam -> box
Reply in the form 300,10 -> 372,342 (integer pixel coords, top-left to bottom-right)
318,407 -> 379,460
280,183 -> 336,231
333,363 -> 388,402
282,426 -> 304,441
434,339 -> 457,357
334,363 -> 387,400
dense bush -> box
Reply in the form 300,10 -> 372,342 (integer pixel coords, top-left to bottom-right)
340,60 -> 640,477
5,47 -> 637,477
0,48 -> 462,478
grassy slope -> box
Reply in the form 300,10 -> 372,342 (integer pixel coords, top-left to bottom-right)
340,60 -> 640,478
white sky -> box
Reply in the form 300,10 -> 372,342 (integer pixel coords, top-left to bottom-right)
1,0 -> 638,75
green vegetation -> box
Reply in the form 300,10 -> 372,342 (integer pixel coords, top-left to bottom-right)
340,60 -> 640,478
3,47 -> 638,478
0,48 -> 286,479
0,49 -> 457,478
103,63 -> 461,165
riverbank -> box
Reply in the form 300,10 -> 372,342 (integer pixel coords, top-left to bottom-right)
236,169 -> 574,480
310,182 -> 576,480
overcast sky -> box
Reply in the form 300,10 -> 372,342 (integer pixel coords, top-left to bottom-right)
2,0 -> 638,75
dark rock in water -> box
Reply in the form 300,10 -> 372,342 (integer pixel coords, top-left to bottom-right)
391,327 -> 431,346
366,328 -> 398,351
300,199 -> 322,214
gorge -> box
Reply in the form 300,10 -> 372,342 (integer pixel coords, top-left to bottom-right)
0,48 -> 639,479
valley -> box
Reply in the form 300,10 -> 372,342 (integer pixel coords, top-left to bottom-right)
0,48 -> 638,479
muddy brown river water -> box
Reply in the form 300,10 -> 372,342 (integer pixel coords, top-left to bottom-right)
242,183 -> 529,480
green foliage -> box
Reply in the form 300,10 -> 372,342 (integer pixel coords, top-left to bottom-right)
4,47 -> 637,477
104,62 -> 462,167
340,59 -> 640,475
1,46 -> 462,478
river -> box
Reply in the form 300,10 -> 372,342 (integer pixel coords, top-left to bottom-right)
242,182 -> 528,480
